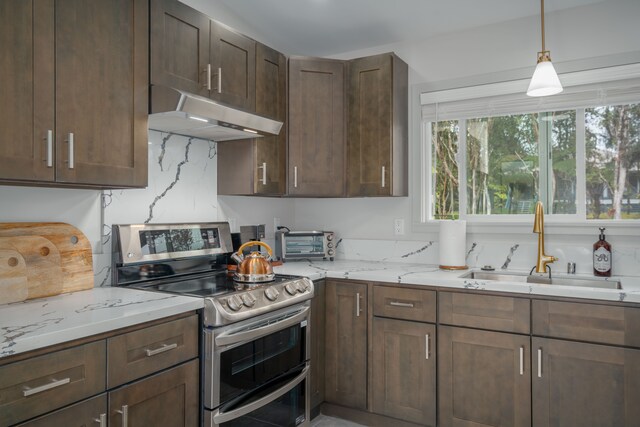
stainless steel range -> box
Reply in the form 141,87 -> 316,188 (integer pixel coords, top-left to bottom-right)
112,222 -> 313,427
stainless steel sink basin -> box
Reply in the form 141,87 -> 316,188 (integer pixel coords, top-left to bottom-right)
460,271 -> 622,290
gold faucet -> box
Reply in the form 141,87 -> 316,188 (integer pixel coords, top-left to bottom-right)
533,201 -> 557,273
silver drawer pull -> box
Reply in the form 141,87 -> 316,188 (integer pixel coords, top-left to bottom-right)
519,346 -> 524,375
258,162 -> 267,185
216,67 -> 222,93
425,334 -> 430,359
66,132 -> 74,169
116,405 -> 128,427
23,377 -> 70,397
389,301 -> 414,308
356,292 -> 361,317
294,166 -> 298,188
381,165 -> 386,188
204,64 -> 212,90
45,130 -> 53,167
93,413 -> 107,426
538,348 -> 543,378
145,343 -> 178,357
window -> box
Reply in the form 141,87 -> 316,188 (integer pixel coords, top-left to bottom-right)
422,68 -> 640,223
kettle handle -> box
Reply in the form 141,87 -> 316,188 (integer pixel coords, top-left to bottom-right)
236,241 -> 273,259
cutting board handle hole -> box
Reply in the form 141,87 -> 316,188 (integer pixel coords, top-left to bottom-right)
70,236 -> 79,244
40,246 -> 50,256
8,257 -> 19,267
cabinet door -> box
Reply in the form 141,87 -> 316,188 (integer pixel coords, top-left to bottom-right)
17,394 -> 107,427
0,0 -> 54,182
310,280 -> 326,412
150,0 -> 210,96
371,318 -> 436,426
288,58 -> 345,196
439,326 -> 531,427
55,0 -> 148,187
254,43 -> 287,195
347,53 -> 408,197
210,21 -> 256,110
532,337 -> 640,427
109,359 -> 199,427
325,280 -> 367,409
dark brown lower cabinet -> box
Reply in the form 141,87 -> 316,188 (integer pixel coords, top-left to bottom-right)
438,325 -> 531,427
17,394 -> 107,427
109,359 -> 199,427
532,337 -> 640,427
310,279 -> 326,413
325,280 -> 367,410
371,317 -> 436,426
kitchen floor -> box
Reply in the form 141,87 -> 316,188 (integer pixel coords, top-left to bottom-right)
311,415 -> 367,426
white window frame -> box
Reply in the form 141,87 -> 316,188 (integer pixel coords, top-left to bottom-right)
412,63 -> 640,236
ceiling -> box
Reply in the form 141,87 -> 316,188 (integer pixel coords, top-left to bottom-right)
201,0 -> 608,56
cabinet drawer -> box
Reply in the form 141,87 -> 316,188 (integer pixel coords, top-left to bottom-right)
17,394 -> 107,427
532,299 -> 640,347
0,341 -> 106,426
373,285 -> 436,322
439,291 -> 530,334
107,314 -> 198,388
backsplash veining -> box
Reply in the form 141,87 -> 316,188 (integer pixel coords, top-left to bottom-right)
92,131 -> 219,287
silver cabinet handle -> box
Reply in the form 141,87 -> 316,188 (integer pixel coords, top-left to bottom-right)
258,162 -> 267,185
389,301 -> 414,308
293,166 -> 298,188
356,292 -> 361,317
204,64 -> 212,90
66,132 -> 74,169
45,130 -> 53,167
23,377 -> 70,397
116,405 -> 128,427
425,334 -> 430,359
93,413 -> 107,426
519,346 -> 524,375
217,67 -> 222,93
381,165 -> 386,188
538,348 -> 543,378
145,342 -> 178,357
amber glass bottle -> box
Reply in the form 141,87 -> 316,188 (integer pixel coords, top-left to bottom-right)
593,227 -> 612,277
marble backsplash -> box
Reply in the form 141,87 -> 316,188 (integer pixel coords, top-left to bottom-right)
332,237 -> 640,277
92,130 -> 218,287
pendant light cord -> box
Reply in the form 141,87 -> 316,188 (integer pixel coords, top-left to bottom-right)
540,0 -> 546,52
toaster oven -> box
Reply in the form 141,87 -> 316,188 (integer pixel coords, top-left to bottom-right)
275,230 -> 335,262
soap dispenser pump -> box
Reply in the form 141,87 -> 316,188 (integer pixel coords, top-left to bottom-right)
593,227 -> 612,277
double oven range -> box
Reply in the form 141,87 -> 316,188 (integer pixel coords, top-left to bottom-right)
112,222 -> 313,427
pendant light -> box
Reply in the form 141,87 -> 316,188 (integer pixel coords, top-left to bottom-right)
527,0 -> 563,97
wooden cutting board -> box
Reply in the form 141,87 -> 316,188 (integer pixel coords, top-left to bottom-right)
0,223 -> 93,304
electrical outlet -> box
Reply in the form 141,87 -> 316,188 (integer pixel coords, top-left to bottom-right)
394,218 -> 405,235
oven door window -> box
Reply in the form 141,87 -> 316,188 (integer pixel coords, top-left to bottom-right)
217,370 -> 306,427
219,322 -> 306,405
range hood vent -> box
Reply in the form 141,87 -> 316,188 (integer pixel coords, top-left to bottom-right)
148,86 -> 283,141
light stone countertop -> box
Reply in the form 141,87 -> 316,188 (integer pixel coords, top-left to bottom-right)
0,287 -> 203,359
2,259 -> 639,360
274,259 -> 640,304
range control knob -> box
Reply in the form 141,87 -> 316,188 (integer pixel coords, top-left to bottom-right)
327,234 -> 333,241
327,242 -> 333,248
285,283 -> 297,296
241,293 -> 256,307
328,249 -> 335,256
295,282 -> 307,293
227,295 -> 243,312
264,287 -> 280,301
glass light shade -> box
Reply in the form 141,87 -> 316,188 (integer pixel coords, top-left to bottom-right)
527,60 -> 563,97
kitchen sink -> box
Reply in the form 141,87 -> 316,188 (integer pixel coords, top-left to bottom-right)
460,271 -> 622,290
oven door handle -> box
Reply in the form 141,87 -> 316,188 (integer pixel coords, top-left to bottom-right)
215,306 -> 309,347
212,365 -> 308,425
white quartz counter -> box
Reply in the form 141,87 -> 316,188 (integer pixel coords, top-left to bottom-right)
0,287 -> 203,359
274,260 -> 640,304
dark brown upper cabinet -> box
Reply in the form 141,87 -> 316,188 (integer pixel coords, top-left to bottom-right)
288,57 -> 346,197
0,0 -> 148,188
151,0 -> 256,112
347,53 -> 408,197
217,42 -> 287,195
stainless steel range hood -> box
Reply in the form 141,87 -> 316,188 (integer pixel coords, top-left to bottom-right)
148,85 -> 283,141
